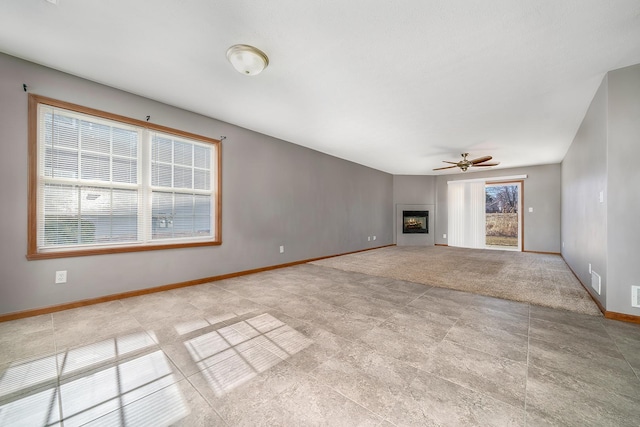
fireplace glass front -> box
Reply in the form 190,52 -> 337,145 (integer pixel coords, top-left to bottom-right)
403,210 -> 428,234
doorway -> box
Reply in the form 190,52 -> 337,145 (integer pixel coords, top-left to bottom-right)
485,182 -> 522,251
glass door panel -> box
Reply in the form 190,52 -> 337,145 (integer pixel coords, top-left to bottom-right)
485,182 -> 521,250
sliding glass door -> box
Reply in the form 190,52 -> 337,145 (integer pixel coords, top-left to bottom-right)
485,182 -> 521,250
447,179 -> 523,251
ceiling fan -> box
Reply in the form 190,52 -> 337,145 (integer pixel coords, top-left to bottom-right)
433,153 -> 500,172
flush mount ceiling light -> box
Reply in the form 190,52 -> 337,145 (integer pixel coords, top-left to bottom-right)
226,44 -> 269,76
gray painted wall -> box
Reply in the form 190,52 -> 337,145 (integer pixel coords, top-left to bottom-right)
434,164 -> 562,253
606,64 -> 640,315
561,76 -> 608,308
0,53 -> 393,315
561,63 -> 640,316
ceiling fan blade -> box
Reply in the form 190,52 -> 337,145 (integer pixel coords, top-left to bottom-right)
433,165 -> 458,171
442,161 -> 458,165
470,156 -> 492,164
472,162 -> 500,167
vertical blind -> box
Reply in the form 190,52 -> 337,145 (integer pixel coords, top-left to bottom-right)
447,181 -> 486,248
37,104 -> 214,251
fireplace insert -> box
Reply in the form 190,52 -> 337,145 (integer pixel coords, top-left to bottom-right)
403,210 -> 428,234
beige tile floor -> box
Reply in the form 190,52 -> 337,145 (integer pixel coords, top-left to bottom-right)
1,263 -> 640,426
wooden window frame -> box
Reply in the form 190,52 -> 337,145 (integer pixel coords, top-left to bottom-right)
27,94 -> 222,260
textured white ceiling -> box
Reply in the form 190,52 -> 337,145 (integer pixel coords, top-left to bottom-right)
1,0 -> 640,174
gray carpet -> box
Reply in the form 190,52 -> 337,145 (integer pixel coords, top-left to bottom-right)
311,246 -> 601,316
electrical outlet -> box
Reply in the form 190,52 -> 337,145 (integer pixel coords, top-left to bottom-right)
443,234 -> 447,239
279,245 -> 284,254
55,270 -> 67,284
528,207 -> 533,213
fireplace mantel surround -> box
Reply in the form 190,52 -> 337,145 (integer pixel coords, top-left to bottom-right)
396,204 -> 435,246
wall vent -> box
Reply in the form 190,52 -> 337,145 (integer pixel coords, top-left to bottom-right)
591,271 -> 601,295
632,286 -> 640,308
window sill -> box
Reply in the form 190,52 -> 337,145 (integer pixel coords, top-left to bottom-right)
26,240 -> 222,260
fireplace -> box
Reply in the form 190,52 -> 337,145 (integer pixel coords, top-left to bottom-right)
403,210 -> 428,234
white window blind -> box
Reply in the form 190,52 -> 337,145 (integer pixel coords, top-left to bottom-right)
447,181 -> 486,249
35,102 -> 216,254
39,105 -> 141,249
150,133 -> 212,240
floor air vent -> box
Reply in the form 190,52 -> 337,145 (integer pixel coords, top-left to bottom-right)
591,271 -> 601,295
632,286 -> 640,308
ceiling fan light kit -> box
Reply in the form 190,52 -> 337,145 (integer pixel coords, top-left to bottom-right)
433,153 -> 500,172
226,44 -> 269,76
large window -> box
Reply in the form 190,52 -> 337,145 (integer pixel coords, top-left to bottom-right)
27,95 -> 221,259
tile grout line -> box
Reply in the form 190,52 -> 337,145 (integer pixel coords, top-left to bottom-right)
8,261 -> 640,426
134,290 -> 241,425
523,304 -> 531,426
312,378 -> 391,424
51,312 -> 64,427
439,316 -> 461,344
184,308 -> 356,424
403,289 -> 430,309
402,297 -> 529,417
182,370 -> 232,427
410,363 -> 527,418
365,289 -> 529,416
600,319 -> 640,384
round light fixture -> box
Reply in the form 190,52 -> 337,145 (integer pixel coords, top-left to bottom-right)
226,44 -> 269,76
